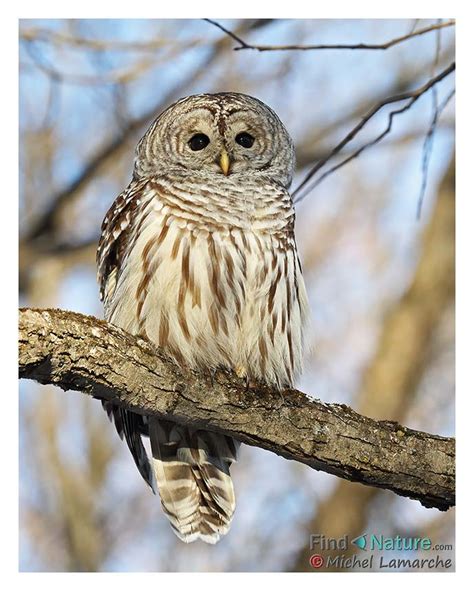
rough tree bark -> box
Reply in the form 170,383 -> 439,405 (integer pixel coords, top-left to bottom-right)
19,307 -> 454,511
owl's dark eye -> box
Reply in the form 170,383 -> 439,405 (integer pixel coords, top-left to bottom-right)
235,132 -> 255,148
188,133 -> 210,151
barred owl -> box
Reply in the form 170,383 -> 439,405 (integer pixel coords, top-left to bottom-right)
97,92 -> 309,544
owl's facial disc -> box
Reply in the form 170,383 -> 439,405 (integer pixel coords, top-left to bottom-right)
167,106 -> 279,177
136,93 -> 295,188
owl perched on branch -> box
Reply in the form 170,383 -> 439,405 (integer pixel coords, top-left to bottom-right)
97,92 -> 309,543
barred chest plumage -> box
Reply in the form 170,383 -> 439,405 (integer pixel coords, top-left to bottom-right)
106,175 -> 309,388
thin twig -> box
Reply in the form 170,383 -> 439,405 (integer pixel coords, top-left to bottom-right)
22,40 -> 158,86
417,21 -> 442,219
205,19 -> 455,52
417,88 -> 455,218
408,19 -> 421,35
20,28 -> 202,53
295,93 -> 453,199
204,19 -> 252,47
296,120 -> 454,169
292,62 -> 455,203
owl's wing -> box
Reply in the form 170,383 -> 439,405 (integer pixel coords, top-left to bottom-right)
97,178 -> 156,490
97,178 -> 149,308
102,400 -> 154,488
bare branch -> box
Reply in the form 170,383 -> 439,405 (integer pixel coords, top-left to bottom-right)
416,21 -> 443,219
292,61 -> 455,203
205,19 -> 455,52
22,42 -> 158,86
416,88 -> 455,218
295,120 -> 454,169
408,19 -> 421,35
292,46 -> 454,162
19,307 -> 455,512
20,28 -> 202,53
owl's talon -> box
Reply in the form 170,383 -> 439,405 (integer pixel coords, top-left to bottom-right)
242,375 -> 258,391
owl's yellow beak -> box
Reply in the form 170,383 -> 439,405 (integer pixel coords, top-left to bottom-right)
219,150 -> 231,176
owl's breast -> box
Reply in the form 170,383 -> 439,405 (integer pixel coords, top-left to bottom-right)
107,190 -> 308,388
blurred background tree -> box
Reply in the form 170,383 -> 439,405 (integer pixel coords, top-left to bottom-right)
19,18 -> 455,572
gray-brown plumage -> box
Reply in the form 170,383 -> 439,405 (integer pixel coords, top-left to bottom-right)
97,92 -> 309,543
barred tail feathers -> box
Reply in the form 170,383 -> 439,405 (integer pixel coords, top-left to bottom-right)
149,418 -> 239,544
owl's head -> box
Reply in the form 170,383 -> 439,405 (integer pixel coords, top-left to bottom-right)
134,93 -> 295,189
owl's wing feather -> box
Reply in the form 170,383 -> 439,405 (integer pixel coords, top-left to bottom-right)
102,400 -> 155,490
97,178 -> 149,307
97,178 -> 157,490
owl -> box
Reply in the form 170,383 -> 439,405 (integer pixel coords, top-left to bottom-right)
97,92 -> 309,544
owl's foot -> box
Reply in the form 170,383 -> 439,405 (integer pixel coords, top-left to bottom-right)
234,365 -> 247,379
246,377 -> 258,390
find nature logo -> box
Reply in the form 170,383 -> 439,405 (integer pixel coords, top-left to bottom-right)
351,535 -> 367,550
308,533 -> 453,570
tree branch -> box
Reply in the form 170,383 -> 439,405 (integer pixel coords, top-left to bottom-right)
22,42 -> 159,86
19,307 -> 455,512
292,61 -> 455,203
205,19 -> 455,52
20,28 -> 202,52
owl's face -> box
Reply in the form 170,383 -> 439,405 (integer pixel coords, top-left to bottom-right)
135,93 -> 295,188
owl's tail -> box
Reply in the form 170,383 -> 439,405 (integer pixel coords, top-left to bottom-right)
149,418 -> 239,544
